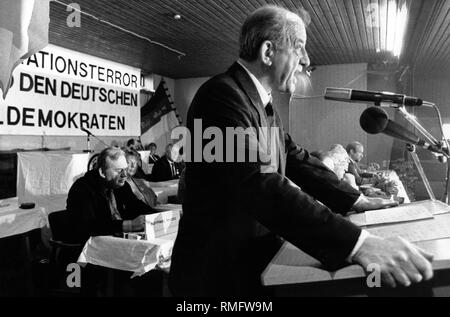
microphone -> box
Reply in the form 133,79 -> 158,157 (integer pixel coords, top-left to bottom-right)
360,107 -> 448,156
325,87 -> 427,107
80,126 -> 109,148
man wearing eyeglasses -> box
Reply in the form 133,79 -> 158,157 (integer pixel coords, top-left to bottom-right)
66,147 -> 157,244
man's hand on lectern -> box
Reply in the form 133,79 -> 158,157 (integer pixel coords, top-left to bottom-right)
353,195 -> 399,212
353,235 -> 434,288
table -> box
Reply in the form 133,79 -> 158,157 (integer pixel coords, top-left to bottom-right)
0,197 -> 47,239
0,197 -> 48,296
262,200 -> 450,296
77,204 -> 181,277
77,233 -> 176,278
16,152 -> 89,213
360,169 -> 410,203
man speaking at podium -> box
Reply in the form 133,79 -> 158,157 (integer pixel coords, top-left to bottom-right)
169,5 -> 434,296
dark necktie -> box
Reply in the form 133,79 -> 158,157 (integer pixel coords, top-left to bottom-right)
170,162 -> 176,177
265,102 -> 274,117
264,101 -> 281,172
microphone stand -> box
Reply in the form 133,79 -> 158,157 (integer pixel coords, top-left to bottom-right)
84,133 -> 91,153
89,133 -> 110,149
406,144 -> 436,200
396,105 -> 450,202
444,158 -> 450,204
82,129 -> 109,152
397,105 -> 442,148
428,104 -> 450,204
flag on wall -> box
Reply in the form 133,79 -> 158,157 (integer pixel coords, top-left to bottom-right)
141,78 -> 181,147
0,0 -> 50,98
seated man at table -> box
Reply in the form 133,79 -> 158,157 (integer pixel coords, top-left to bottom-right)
125,149 -> 158,207
320,144 -> 359,190
310,144 -> 396,213
66,147 -> 158,244
147,142 -> 161,164
151,144 -> 183,182
346,141 -> 376,186
66,147 -> 163,296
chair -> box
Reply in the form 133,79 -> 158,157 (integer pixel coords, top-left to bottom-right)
47,210 -> 83,296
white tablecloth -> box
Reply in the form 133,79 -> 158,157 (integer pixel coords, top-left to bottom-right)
77,204 -> 180,277
16,152 -> 89,213
78,233 -> 176,278
0,197 -> 48,239
386,170 -> 410,203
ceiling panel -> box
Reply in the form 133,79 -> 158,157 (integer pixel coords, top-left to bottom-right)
48,0 -> 449,78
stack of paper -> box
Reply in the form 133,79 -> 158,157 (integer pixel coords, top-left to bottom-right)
364,205 -> 434,226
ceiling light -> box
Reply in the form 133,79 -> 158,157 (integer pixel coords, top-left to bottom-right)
386,0 -> 408,57
370,0 -> 409,57
393,2 -> 408,57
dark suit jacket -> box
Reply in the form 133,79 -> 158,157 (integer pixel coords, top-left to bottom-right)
347,161 -> 363,185
347,160 -> 374,186
285,140 -> 361,215
148,153 -> 160,164
151,155 -> 181,182
66,169 -> 156,244
169,62 -> 362,296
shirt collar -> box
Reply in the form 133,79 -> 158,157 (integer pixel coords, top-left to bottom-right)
237,60 -> 272,107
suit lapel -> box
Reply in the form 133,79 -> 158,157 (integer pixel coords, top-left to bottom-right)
228,62 -> 284,174
227,62 -> 268,128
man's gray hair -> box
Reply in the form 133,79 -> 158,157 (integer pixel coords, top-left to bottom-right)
97,147 -> 125,171
239,5 -> 310,62
346,141 -> 363,154
327,144 -> 350,165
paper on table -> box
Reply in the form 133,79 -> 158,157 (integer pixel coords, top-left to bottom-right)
364,203 -> 434,226
145,208 -> 181,239
349,200 -> 450,227
420,199 -> 450,215
368,213 -> 450,243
